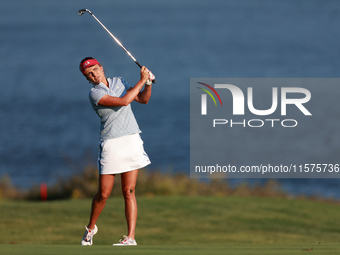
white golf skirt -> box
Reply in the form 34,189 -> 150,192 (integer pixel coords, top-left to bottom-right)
97,133 -> 151,175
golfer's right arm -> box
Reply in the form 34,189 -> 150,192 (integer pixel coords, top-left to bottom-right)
98,67 -> 149,107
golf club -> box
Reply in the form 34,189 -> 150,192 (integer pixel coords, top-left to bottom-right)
78,8 -> 156,83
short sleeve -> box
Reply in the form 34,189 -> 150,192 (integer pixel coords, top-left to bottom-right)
119,77 -> 131,91
89,87 -> 107,106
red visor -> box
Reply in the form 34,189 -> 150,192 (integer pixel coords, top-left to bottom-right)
81,59 -> 100,74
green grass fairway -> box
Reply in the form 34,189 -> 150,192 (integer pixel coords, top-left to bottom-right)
1,244 -> 340,255
1,196 -> 340,254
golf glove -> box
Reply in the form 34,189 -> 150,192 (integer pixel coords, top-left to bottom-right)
146,70 -> 155,85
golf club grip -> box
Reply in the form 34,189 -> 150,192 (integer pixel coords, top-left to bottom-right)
135,61 -> 156,84
135,61 -> 142,68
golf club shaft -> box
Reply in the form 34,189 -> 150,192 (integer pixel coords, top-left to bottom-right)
91,13 -> 141,67
79,9 -> 155,83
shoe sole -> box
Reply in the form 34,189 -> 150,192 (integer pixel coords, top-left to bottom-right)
81,242 -> 93,246
112,244 -> 137,246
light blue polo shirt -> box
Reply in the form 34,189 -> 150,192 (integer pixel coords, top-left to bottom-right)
89,77 -> 141,141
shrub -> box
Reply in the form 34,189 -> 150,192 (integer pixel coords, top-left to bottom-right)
0,167 -> 289,200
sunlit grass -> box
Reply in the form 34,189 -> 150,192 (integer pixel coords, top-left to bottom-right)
1,196 -> 340,245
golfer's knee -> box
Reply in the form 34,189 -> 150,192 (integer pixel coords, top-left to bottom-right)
122,187 -> 135,199
96,190 -> 111,201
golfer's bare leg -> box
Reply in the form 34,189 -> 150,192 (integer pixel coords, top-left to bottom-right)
87,174 -> 115,229
121,169 -> 139,240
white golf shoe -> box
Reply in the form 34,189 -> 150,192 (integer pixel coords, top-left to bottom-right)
81,225 -> 98,246
112,235 -> 137,246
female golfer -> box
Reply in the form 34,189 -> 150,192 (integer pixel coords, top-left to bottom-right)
79,57 -> 154,246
